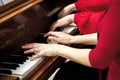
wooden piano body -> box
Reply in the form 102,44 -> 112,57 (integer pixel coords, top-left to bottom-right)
0,0 -> 76,80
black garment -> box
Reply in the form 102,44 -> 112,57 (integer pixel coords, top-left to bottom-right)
53,61 -> 99,80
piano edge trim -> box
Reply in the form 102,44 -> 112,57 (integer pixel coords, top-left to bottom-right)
0,0 -> 43,23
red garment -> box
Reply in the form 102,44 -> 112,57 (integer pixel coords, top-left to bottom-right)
74,11 -> 105,34
74,0 -> 109,34
89,0 -> 120,80
75,0 -> 109,12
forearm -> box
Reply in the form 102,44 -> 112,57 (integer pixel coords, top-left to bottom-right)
57,45 -> 92,67
70,33 -> 97,45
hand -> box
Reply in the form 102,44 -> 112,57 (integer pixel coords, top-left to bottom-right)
58,3 -> 76,18
22,43 -> 63,60
44,31 -> 73,45
50,14 -> 74,31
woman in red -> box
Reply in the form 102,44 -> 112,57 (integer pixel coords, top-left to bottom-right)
22,0 -> 120,80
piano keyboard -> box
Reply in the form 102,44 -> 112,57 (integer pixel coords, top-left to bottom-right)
0,25 -> 77,79
0,50 -> 45,79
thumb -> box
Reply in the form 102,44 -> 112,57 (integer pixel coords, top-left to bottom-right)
48,36 -> 60,42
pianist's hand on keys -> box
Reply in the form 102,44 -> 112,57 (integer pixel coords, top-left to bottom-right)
22,26 -> 76,61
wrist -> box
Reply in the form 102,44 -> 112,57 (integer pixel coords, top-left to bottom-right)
67,14 -> 75,23
69,35 -> 80,44
68,35 -> 75,44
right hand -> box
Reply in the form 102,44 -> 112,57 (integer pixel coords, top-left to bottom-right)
50,14 -> 74,31
44,31 -> 73,45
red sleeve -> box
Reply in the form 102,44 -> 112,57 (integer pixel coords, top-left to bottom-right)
89,0 -> 120,69
74,11 -> 105,34
74,0 -> 110,11
74,12 -> 92,34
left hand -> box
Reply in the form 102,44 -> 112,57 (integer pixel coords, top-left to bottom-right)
50,14 -> 74,31
58,3 -> 76,18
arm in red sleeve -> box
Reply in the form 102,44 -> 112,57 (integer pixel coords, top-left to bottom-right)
74,11 -> 105,34
75,0 -> 110,11
89,1 -> 120,69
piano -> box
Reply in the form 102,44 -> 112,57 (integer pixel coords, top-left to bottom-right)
0,0 -> 76,80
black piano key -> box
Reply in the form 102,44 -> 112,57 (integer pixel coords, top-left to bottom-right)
0,69 -> 12,74
0,62 -> 19,70
15,50 -> 34,57
33,34 -> 47,43
13,54 -> 29,60
4,55 -> 28,64
55,27 -> 62,31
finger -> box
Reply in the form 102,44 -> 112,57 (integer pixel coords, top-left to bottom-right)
48,36 -> 60,42
24,48 -> 40,54
50,26 -> 56,31
50,22 -> 57,31
44,31 -> 59,38
58,11 -> 62,18
22,43 -> 42,49
47,37 -> 51,43
22,43 -> 36,49
30,54 -> 41,61
58,11 -> 65,18
43,31 -> 52,37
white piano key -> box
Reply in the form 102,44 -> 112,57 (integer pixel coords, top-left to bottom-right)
63,26 -> 76,33
69,23 -> 77,27
0,0 -> 3,6
11,56 -> 45,76
1,0 -> 14,5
